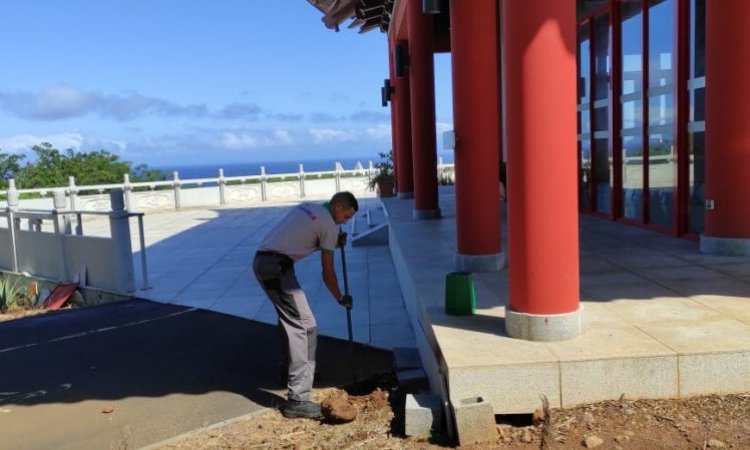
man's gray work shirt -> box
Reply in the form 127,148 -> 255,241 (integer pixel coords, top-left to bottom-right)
259,202 -> 338,261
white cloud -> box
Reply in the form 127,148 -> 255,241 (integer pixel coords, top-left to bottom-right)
0,85 -> 208,121
221,132 -> 261,149
364,124 -> 391,140
219,128 -> 296,150
273,129 -> 294,145
308,128 -> 358,143
436,121 -> 453,134
0,132 -> 85,153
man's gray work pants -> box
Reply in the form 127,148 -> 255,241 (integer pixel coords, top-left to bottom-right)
253,251 -> 317,402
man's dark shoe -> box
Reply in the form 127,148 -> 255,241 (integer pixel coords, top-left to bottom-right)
282,400 -> 322,419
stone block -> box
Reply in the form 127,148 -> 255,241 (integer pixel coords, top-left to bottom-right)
452,396 -> 496,446
404,394 -> 443,438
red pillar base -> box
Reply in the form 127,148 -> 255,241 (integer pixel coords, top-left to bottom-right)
455,252 -> 506,272
700,235 -> 750,256
505,308 -> 582,342
413,209 -> 441,220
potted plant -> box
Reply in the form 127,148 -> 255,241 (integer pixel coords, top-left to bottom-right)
368,150 -> 395,197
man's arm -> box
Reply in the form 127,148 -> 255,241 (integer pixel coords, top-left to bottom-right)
321,250 -> 343,303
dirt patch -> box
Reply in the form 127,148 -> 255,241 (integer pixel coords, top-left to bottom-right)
0,306 -> 48,322
156,387 -> 750,450
321,390 -> 358,423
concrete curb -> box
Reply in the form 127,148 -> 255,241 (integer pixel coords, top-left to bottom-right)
137,407 -> 273,450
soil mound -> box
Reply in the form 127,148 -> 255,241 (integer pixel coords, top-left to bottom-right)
321,390 -> 357,423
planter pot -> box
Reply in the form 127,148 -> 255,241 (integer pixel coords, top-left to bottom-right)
376,180 -> 395,197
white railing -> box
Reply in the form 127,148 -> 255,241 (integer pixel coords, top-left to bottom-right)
0,189 -> 146,294
1,161 -> 381,212
1,159 -> 457,212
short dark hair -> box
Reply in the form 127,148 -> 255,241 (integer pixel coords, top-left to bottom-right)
331,191 -> 359,212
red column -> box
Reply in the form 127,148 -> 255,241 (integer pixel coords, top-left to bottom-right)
450,0 -> 502,270
407,0 -> 440,218
503,0 -> 580,340
702,1 -> 750,253
393,41 -> 414,197
388,38 -> 401,191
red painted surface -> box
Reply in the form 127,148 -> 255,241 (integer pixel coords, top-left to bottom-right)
393,62 -> 414,194
391,0 -> 408,41
450,0 -> 501,256
504,0 -> 580,315
43,283 -> 78,310
705,1 -> 750,238
406,0 -> 439,213
388,38 -> 400,186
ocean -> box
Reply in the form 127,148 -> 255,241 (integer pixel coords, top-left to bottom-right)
152,153 -> 455,180
153,157 -> 377,179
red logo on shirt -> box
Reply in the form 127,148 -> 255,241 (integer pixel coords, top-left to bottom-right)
299,205 -> 317,221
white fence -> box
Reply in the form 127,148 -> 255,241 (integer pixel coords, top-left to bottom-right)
1,162 -> 382,212
1,159 -> 456,212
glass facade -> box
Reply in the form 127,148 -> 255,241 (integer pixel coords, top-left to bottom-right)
593,13 -> 612,214
620,0 -> 643,221
577,0 -> 705,236
578,26 -> 592,210
647,0 -> 676,228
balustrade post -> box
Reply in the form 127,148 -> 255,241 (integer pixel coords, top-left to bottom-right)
6,179 -> 19,272
218,168 -> 227,205
52,190 -> 70,281
334,162 -> 342,193
260,166 -> 268,201
299,164 -> 306,198
53,190 -> 72,234
123,173 -> 133,211
437,156 -> 444,182
108,189 -> 136,293
172,171 -> 181,210
68,176 -> 78,212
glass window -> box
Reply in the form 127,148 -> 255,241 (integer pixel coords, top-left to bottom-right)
622,135 -> 644,220
622,100 -> 643,129
648,0 -> 674,89
690,0 -> 705,78
648,133 -> 675,227
621,1 -> 643,97
648,93 -> 674,126
593,14 -> 610,101
594,138 -> 612,214
579,140 -> 592,210
578,28 -> 591,104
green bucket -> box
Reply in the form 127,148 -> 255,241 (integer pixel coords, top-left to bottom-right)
445,272 -> 476,316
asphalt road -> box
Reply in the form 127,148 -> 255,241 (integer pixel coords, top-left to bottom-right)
0,299 -> 393,450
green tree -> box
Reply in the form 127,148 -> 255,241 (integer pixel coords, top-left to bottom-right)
0,152 -> 25,188
14,142 -> 167,188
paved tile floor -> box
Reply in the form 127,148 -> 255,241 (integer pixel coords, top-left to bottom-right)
383,186 -> 750,413
83,194 -> 416,350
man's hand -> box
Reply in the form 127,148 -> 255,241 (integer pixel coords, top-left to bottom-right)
339,294 -> 353,309
337,232 -> 347,248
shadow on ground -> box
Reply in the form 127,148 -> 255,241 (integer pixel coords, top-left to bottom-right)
0,299 -> 393,409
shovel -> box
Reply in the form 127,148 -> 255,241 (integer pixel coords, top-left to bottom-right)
340,243 -> 354,347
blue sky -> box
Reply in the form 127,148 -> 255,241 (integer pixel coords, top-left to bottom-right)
0,1 -> 453,168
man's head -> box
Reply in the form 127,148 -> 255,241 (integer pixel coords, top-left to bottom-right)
330,191 -> 359,225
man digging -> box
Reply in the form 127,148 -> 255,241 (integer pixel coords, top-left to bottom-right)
253,191 -> 358,418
